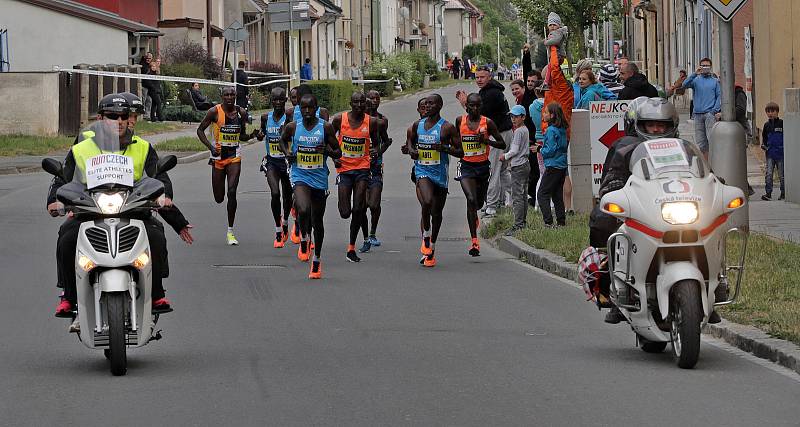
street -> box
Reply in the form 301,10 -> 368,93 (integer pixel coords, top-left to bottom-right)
1,83 -> 798,426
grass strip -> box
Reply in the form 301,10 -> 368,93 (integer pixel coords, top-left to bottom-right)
134,121 -> 189,136
155,136 -> 208,152
483,207 -> 800,345
0,134 -> 75,156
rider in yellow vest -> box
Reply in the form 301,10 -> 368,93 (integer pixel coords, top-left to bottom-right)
47,94 -> 174,317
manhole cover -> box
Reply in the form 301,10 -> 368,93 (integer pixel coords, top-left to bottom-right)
403,236 -> 470,242
212,264 -> 287,269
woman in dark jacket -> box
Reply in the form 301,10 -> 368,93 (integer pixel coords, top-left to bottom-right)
141,55 -> 164,122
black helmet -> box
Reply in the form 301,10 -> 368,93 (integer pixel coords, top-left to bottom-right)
98,94 -> 130,116
119,92 -> 144,115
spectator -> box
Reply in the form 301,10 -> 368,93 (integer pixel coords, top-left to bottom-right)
669,69 -> 688,96
452,55 -> 462,79
536,102 -> 569,227
233,60 -> 250,109
598,64 -> 624,97
470,60 -> 478,78
521,74 -> 542,203
350,63 -> 361,81
576,69 -> 610,109
142,58 -> 164,122
735,84 -> 751,143
528,86 -> 546,208
190,82 -> 215,111
572,59 -> 616,108
501,105 -> 531,233
300,58 -> 313,81
456,65 -> 513,216
681,57 -> 721,157
522,43 -> 533,82
761,102 -> 784,201
138,52 -> 154,118
618,62 -> 658,100
612,42 -> 623,63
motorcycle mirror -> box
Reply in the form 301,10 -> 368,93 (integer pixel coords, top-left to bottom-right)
156,155 -> 178,175
41,158 -> 64,181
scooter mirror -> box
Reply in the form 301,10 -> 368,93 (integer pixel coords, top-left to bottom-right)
156,155 -> 178,175
41,158 -> 64,181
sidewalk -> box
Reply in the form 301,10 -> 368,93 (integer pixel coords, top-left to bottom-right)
678,112 -> 800,244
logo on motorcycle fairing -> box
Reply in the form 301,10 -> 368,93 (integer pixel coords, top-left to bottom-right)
663,180 -> 691,194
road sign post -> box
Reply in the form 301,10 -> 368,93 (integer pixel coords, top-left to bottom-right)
224,21 -> 249,107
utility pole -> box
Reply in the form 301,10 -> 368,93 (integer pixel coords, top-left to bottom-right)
496,27 -> 500,67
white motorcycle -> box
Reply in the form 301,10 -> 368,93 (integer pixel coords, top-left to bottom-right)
599,138 -> 747,368
43,155 -> 177,376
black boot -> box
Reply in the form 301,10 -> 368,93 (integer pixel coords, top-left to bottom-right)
604,306 -> 625,324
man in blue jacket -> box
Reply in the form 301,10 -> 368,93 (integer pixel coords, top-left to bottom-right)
301,58 -> 313,81
682,57 -> 720,159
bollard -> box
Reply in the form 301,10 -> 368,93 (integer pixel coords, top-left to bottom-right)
784,88 -> 800,203
709,121 -> 749,230
569,109 -> 593,213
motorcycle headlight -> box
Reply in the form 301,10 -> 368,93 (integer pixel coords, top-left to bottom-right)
95,192 -> 126,215
661,202 -> 698,225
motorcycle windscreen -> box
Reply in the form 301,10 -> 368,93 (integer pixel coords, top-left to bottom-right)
629,138 -> 707,180
73,121 -> 133,191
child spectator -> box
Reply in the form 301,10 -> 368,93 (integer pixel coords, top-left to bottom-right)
536,102 -> 569,227
542,12 -> 568,91
501,105 -> 531,233
761,102 -> 785,201
528,86 -> 546,208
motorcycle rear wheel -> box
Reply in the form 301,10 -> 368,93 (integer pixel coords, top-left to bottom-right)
106,292 -> 128,376
670,280 -> 702,369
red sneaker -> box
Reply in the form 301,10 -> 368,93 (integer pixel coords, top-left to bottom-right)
54,299 -> 74,318
153,297 -> 173,313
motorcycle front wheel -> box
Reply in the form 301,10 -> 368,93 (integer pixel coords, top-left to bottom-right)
105,292 -> 128,376
669,280 -> 702,369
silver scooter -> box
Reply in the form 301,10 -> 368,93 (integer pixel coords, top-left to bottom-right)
43,155 -> 176,376
599,138 -> 747,368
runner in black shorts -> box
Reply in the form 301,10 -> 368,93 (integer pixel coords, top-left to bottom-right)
358,90 -> 391,252
258,87 -> 293,248
454,93 -> 506,256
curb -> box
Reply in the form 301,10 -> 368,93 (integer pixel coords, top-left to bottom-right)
491,235 -> 800,375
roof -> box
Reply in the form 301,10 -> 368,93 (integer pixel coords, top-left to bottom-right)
17,0 -> 162,34
316,0 -> 343,15
458,0 -> 484,17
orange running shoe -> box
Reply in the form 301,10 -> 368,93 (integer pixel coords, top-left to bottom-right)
291,223 -> 301,244
273,233 -> 285,248
420,237 -> 433,255
297,241 -> 310,262
468,238 -> 480,257
423,253 -> 437,267
281,224 -> 289,243
308,260 -> 322,279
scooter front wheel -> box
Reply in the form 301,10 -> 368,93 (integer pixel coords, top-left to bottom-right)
669,280 -> 702,369
105,292 -> 128,376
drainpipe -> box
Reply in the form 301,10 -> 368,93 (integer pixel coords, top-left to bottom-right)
207,0 -> 213,54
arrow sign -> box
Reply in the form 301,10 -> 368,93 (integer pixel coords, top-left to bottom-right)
599,123 -> 626,148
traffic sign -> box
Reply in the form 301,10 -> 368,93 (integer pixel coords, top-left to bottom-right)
223,21 -> 248,42
704,0 -> 749,22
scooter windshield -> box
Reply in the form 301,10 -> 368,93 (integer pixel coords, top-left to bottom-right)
71,121 -> 133,191
629,138 -> 707,180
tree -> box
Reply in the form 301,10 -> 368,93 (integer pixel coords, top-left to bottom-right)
463,43 -> 495,65
469,0 -> 527,65
511,0 -> 621,61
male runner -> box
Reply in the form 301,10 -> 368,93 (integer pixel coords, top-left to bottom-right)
197,86 -> 259,245
279,94 -> 341,279
404,94 -> 462,267
455,93 -> 506,256
258,87 -> 293,248
331,92 -> 381,262
358,90 -> 392,253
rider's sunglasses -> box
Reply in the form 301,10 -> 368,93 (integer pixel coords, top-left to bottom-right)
105,113 -> 130,121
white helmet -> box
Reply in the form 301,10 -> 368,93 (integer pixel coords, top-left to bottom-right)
633,97 -> 679,140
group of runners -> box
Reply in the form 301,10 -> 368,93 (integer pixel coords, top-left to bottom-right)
197,84 -> 506,279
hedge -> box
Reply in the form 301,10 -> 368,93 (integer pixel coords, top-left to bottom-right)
363,74 -> 394,97
306,80 -> 354,113
163,105 -> 205,123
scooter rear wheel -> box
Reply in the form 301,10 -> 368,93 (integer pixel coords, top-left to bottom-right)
669,280 -> 702,369
106,292 -> 128,376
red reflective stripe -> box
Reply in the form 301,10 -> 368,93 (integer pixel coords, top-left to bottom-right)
624,218 -> 664,238
700,214 -> 729,237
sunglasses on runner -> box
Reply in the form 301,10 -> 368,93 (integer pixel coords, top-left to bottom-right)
104,113 -> 130,121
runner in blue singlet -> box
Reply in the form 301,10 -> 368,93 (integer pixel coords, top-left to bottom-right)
403,94 -> 463,267
258,87 -> 294,248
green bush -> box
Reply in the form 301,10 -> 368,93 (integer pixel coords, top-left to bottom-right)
463,43 -> 496,65
362,73 -> 394,97
160,62 -> 205,102
365,54 -> 422,90
163,105 -> 205,122
306,80 -> 354,114
249,89 -> 269,110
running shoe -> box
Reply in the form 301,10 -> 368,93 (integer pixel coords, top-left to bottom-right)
54,298 -> 74,318
368,235 -> 382,247
423,252 -> 437,267
281,225 -> 289,243
226,232 -> 239,246
273,232 -> 285,248
290,223 -> 301,244
468,238 -> 480,257
308,261 -> 322,279
359,240 -> 372,253
346,249 -> 361,263
420,237 -> 433,255
152,297 -> 173,314
298,241 -> 310,262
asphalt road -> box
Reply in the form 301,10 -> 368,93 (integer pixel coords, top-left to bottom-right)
1,83 -> 798,426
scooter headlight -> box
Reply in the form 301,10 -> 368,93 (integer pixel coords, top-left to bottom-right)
94,192 -> 126,215
661,202 -> 698,225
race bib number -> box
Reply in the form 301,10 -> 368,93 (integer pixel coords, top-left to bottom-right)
341,136 -> 366,158
219,124 -> 240,147
297,146 -> 323,169
85,154 -> 134,189
418,144 -> 440,165
268,139 -> 284,158
462,135 -> 486,157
